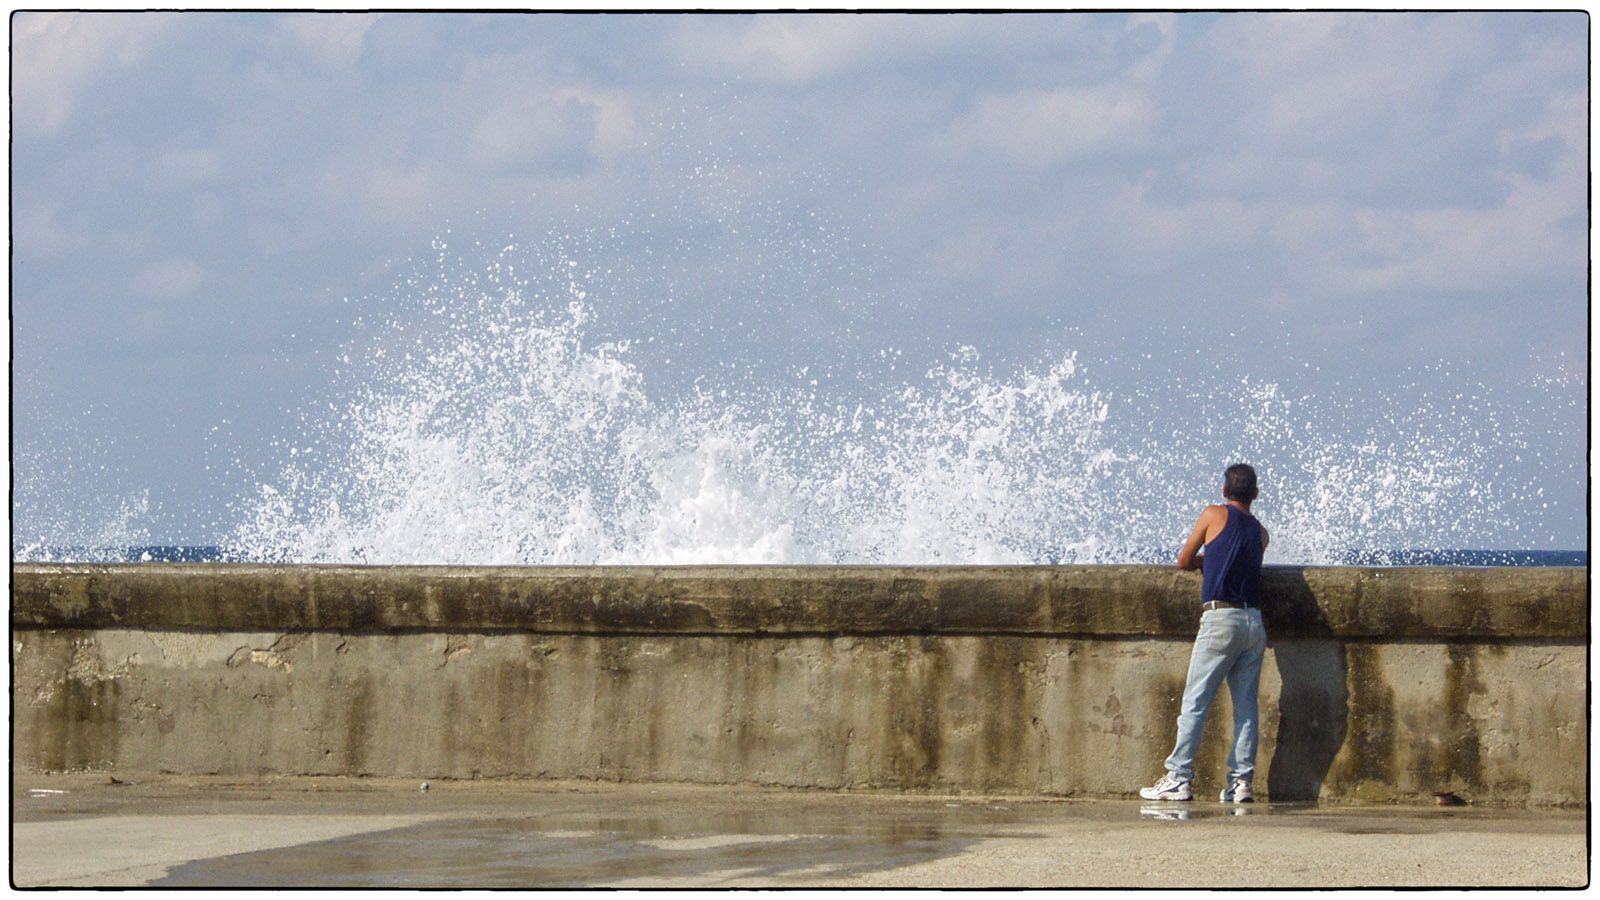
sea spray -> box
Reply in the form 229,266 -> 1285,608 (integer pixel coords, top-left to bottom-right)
215,242 -> 1576,566
12,415 -> 154,562
227,289 -> 1122,565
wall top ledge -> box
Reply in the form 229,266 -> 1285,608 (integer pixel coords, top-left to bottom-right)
10,563 -> 1587,640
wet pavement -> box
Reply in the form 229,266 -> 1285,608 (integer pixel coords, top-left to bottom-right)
11,773 -> 1588,888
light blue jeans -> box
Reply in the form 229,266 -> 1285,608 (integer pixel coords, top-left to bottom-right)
1164,607 -> 1267,783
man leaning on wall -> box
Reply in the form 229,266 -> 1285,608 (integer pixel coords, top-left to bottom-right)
1140,463 -> 1270,804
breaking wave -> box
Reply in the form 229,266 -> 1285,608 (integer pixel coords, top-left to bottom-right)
211,242 -> 1577,567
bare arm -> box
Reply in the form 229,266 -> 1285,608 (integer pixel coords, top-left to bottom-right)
1177,507 -> 1224,571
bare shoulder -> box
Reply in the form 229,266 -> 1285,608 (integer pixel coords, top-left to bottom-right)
1197,504 -> 1229,541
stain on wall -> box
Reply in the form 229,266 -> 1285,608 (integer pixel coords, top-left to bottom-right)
9,565 -> 1588,805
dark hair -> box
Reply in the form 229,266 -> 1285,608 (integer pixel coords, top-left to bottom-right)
1224,463 -> 1258,502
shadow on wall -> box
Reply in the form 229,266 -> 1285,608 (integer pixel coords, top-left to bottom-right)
1264,569 -> 1349,802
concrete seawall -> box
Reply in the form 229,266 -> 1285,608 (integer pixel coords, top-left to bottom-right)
11,564 -> 1588,804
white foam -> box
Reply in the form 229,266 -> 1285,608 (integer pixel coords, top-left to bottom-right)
217,245 -> 1573,567
13,238 -> 1577,567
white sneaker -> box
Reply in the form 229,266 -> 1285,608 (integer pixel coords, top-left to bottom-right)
1219,778 -> 1255,803
1139,775 -> 1193,801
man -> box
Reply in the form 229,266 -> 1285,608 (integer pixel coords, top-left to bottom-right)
1140,463 -> 1270,804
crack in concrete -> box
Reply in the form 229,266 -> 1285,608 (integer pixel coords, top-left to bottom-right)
226,635 -> 296,672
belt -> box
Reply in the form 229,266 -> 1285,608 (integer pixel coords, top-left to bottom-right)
1202,600 -> 1256,611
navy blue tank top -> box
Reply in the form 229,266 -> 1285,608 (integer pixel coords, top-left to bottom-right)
1201,505 -> 1264,606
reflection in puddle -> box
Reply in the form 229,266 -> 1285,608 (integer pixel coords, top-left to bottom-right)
1139,804 -> 1191,821
1139,803 -> 1256,821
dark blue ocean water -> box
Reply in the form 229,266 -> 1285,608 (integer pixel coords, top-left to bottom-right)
30,546 -> 1592,567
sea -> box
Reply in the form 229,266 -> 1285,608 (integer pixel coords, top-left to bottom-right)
25,546 -> 1587,567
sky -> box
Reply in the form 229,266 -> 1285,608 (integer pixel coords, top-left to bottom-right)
9,11 -> 1589,549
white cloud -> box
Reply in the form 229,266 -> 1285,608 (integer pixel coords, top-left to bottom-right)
443,46 -> 647,171
943,85 -> 1155,167
275,13 -> 378,69
1075,12 -> 1588,303
14,204 -> 74,262
157,147 -> 223,185
466,96 -> 601,173
1314,84 -> 1584,296
1124,13 -> 1177,83
311,157 -> 524,234
1342,180 -> 1583,295
667,15 -> 965,84
317,161 -> 446,229
132,258 -> 204,299
12,12 -> 178,138
1202,14 -> 1515,150
559,86 -> 644,163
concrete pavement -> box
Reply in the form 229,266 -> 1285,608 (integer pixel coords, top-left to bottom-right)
11,773 -> 1587,888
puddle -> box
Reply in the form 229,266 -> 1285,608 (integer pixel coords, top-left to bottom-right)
18,777 -> 1579,888
154,816 -> 989,887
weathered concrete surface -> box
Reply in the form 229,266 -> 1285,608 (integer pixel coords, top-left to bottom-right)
11,774 -> 1588,888
10,565 -> 1588,805
12,564 -> 1586,638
